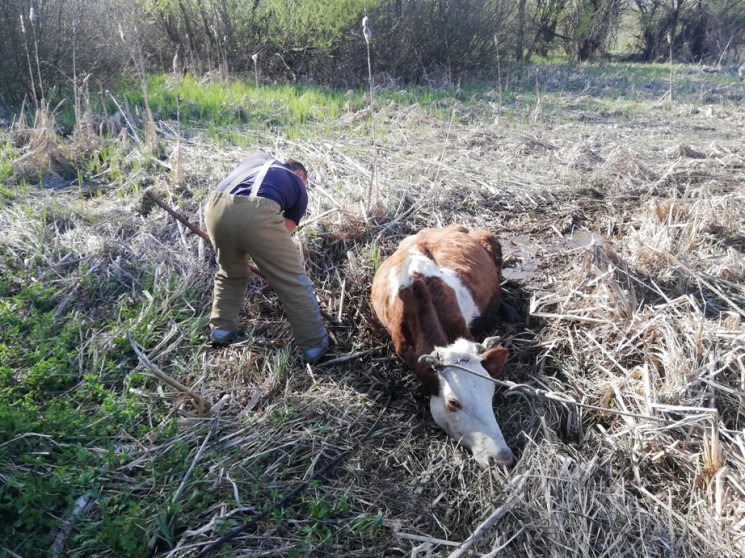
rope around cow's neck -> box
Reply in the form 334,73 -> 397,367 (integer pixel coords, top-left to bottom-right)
436,360 -> 716,426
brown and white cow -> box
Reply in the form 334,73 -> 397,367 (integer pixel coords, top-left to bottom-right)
371,224 -> 516,468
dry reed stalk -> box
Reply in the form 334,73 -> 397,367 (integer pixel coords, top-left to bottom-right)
362,15 -> 379,212
11,100 -> 76,183
19,12 -> 38,109
172,97 -> 185,184
494,34 -> 503,114
252,53 -> 259,88
29,7 -> 44,101
668,32 -> 674,110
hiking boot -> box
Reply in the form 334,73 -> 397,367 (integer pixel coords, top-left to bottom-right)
302,338 -> 330,363
210,328 -> 241,346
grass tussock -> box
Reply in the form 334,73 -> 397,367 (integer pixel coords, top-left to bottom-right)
1,63 -> 744,557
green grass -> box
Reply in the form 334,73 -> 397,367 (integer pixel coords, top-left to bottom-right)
118,74 -> 350,142
0,242 -> 212,555
15,60 -> 742,158
0,289 -> 136,554
0,140 -> 18,199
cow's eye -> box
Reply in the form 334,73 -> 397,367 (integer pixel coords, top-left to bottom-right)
446,399 -> 461,412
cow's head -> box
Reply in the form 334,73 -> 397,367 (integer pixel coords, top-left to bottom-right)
419,337 -> 514,468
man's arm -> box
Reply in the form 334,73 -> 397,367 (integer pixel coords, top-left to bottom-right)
285,218 -> 297,233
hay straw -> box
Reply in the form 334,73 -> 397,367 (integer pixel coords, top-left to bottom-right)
2,64 -> 744,557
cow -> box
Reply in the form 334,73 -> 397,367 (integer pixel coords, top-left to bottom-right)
370,224 -> 517,468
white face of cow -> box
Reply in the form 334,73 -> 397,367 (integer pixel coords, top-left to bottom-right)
426,339 -> 515,468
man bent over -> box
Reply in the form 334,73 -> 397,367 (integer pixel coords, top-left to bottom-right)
204,152 -> 329,363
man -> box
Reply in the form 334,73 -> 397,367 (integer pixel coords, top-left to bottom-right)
204,152 -> 329,363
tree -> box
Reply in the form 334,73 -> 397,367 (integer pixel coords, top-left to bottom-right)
527,0 -> 566,59
369,0 -> 515,83
559,0 -> 625,62
632,0 -> 745,63
0,0 -> 144,105
706,0 -> 745,63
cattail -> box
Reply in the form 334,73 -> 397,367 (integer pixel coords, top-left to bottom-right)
362,16 -> 372,45
667,32 -> 673,109
252,53 -> 259,88
172,49 -> 179,76
73,20 -> 79,125
494,33 -> 502,114
19,13 -> 38,107
362,14 -> 377,211
28,6 -> 44,100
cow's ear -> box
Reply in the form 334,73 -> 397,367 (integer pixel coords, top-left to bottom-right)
410,347 -> 440,395
481,346 -> 509,378
481,336 -> 502,350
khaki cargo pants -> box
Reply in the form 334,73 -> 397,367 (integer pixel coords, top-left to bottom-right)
204,191 -> 328,353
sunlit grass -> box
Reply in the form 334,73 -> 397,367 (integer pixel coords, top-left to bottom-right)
95,62 -> 743,146
120,75 -> 347,129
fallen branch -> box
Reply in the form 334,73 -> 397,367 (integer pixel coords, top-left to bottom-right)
239,373 -> 276,418
393,532 -> 459,547
148,414 -> 222,554
51,494 -> 92,557
128,330 -> 211,413
144,188 -> 212,245
172,417 -> 219,505
314,346 -> 382,368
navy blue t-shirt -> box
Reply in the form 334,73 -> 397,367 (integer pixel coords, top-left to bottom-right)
216,152 -> 309,225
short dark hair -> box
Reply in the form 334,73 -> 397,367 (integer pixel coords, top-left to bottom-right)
285,159 -> 307,176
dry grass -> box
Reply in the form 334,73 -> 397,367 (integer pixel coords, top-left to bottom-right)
2,67 -> 745,557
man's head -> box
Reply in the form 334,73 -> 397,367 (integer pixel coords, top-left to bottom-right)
285,159 -> 308,187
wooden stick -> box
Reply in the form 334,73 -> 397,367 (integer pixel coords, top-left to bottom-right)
393,532 -> 459,547
51,494 -> 92,557
145,189 -> 212,245
171,417 -> 218,505
313,347 -> 381,368
128,330 -> 212,413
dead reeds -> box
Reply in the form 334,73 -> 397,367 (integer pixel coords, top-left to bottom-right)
1,63 -> 744,557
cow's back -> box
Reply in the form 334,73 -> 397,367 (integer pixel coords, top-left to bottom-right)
370,225 -> 504,390
411,226 -> 502,312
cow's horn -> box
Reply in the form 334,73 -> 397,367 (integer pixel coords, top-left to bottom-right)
481,336 -> 502,350
418,354 -> 439,367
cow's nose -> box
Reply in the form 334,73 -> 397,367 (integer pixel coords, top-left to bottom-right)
490,450 -> 515,468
